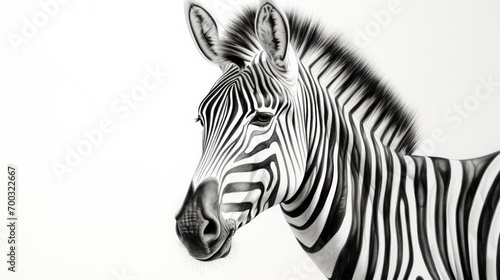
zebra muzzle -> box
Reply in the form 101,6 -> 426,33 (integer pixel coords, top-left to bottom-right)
175,178 -> 235,260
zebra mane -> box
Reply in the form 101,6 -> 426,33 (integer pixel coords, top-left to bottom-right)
219,7 -> 420,154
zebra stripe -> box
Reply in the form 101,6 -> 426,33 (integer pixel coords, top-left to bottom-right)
181,1 -> 500,279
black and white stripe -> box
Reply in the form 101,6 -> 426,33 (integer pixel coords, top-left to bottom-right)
181,1 -> 500,278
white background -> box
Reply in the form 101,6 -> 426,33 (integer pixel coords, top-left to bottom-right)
1,0 -> 500,279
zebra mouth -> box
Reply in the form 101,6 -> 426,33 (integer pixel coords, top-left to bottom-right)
198,219 -> 236,262
198,220 -> 236,262
200,235 -> 232,261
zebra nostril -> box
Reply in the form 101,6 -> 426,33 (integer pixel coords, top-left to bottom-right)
176,178 -> 222,247
199,215 -> 220,244
203,218 -> 218,236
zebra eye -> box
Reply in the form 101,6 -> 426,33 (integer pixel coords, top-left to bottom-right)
251,112 -> 274,127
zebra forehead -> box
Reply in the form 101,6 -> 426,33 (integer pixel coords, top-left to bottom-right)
242,62 -> 289,109
199,65 -> 288,118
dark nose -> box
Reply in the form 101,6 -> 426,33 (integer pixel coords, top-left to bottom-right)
175,178 -> 221,255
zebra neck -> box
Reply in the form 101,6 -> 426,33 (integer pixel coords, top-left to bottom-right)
280,71 -> 402,275
280,63 -> 431,277
278,54 -> 500,280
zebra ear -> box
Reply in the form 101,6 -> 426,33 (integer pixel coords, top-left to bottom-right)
185,0 -> 224,68
255,0 -> 293,71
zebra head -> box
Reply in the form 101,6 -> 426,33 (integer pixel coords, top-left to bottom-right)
175,0 -> 308,261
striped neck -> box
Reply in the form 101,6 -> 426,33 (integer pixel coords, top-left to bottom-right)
280,61 -> 425,278
279,62 -> 500,278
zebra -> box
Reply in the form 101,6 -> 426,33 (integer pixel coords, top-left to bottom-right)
175,0 -> 500,279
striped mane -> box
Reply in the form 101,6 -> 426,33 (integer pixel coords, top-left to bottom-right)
219,7 -> 420,154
